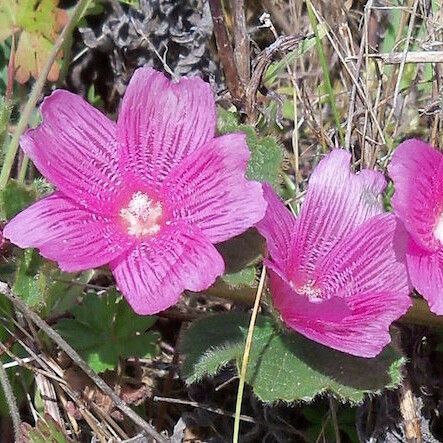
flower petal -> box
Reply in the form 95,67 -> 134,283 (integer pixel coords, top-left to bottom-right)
389,139 -> 443,252
406,238 -> 443,314
110,223 -> 225,314
117,67 -> 216,185
270,272 -> 408,358
3,192 -> 133,272
315,213 -> 410,298
270,214 -> 411,357
288,149 -> 386,282
20,90 -> 122,215
255,184 -> 296,268
163,134 -> 266,243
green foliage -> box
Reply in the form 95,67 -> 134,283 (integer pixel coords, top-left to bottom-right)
221,266 -> 256,288
20,413 -> 73,443
180,313 -> 404,404
0,296 -> 32,416
0,0 -> 67,83
0,96 -> 12,147
217,108 -> 284,192
0,179 -> 36,219
13,248 -> 94,317
56,291 -> 160,373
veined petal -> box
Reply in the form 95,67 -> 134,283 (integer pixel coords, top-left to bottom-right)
110,223 -> 225,314
3,192 -> 133,272
406,238 -> 443,314
163,134 -> 266,243
117,67 -> 216,185
270,274 -> 409,358
389,139 -> 443,252
20,90 -> 122,215
269,214 -> 411,357
255,184 -> 296,268
315,213 -> 410,298
289,149 -> 386,282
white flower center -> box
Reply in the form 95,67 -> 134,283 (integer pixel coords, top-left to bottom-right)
434,213 -> 443,243
291,280 -> 323,302
120,191 -> 163,237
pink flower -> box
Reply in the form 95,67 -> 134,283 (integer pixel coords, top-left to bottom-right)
4,68 -> 266,314
257,150 -> 411,357
389,139 -> 443,314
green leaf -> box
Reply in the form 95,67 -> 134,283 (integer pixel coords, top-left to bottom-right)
180,313 -> 404,404
12,249 -> 93,317
221,266 -> 256,288
56,291 -> 160,373
217,108 -> 284,192
0,179 -> 36,219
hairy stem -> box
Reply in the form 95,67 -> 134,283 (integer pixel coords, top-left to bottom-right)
0,360 -> 21,441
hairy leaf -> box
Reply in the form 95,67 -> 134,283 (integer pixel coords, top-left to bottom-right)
180,312 -> 404,404
217,108 -> 284,191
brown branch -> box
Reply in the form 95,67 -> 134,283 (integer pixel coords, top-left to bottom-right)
0,283 -> 167,443
208,0 -> 244,103
245,34 -> 308,121
231,0 -> 250,86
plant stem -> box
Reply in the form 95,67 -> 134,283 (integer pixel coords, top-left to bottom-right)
208,0 -> 244,103
0,0 -> 93,189
233,266 -> 267,443
0,360 -> 21,441
17,155 -> 29,184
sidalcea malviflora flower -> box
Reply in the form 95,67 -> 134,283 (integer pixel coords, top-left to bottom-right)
389,139 -> 443,314
256,150 -> 411,357
4,67 -> 267,314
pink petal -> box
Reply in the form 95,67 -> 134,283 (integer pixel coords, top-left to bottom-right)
117,67 -> 216,186
255,184 -> 296,268
288,149 -> 386,282
110,223 -> 225,314
271,271 -> 408,357
315,213 -> 410,298
271,214 -> 411,357
20,91 -> 122,215
3,193 -> 133,272
406,238 -> 443,314
389,139 -> 443,252
163,134 -> 266,243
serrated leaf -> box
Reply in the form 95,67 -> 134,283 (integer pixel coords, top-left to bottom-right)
56,291 -> 160,373
180,313 -> 404,404
0,179 -> 36,219
0,0 -> 67,83
217,108 -> 284,191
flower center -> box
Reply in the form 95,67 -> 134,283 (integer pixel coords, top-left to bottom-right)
120,191 -> 163,237
291,280 -> 323,302
434,213 -> 443,243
